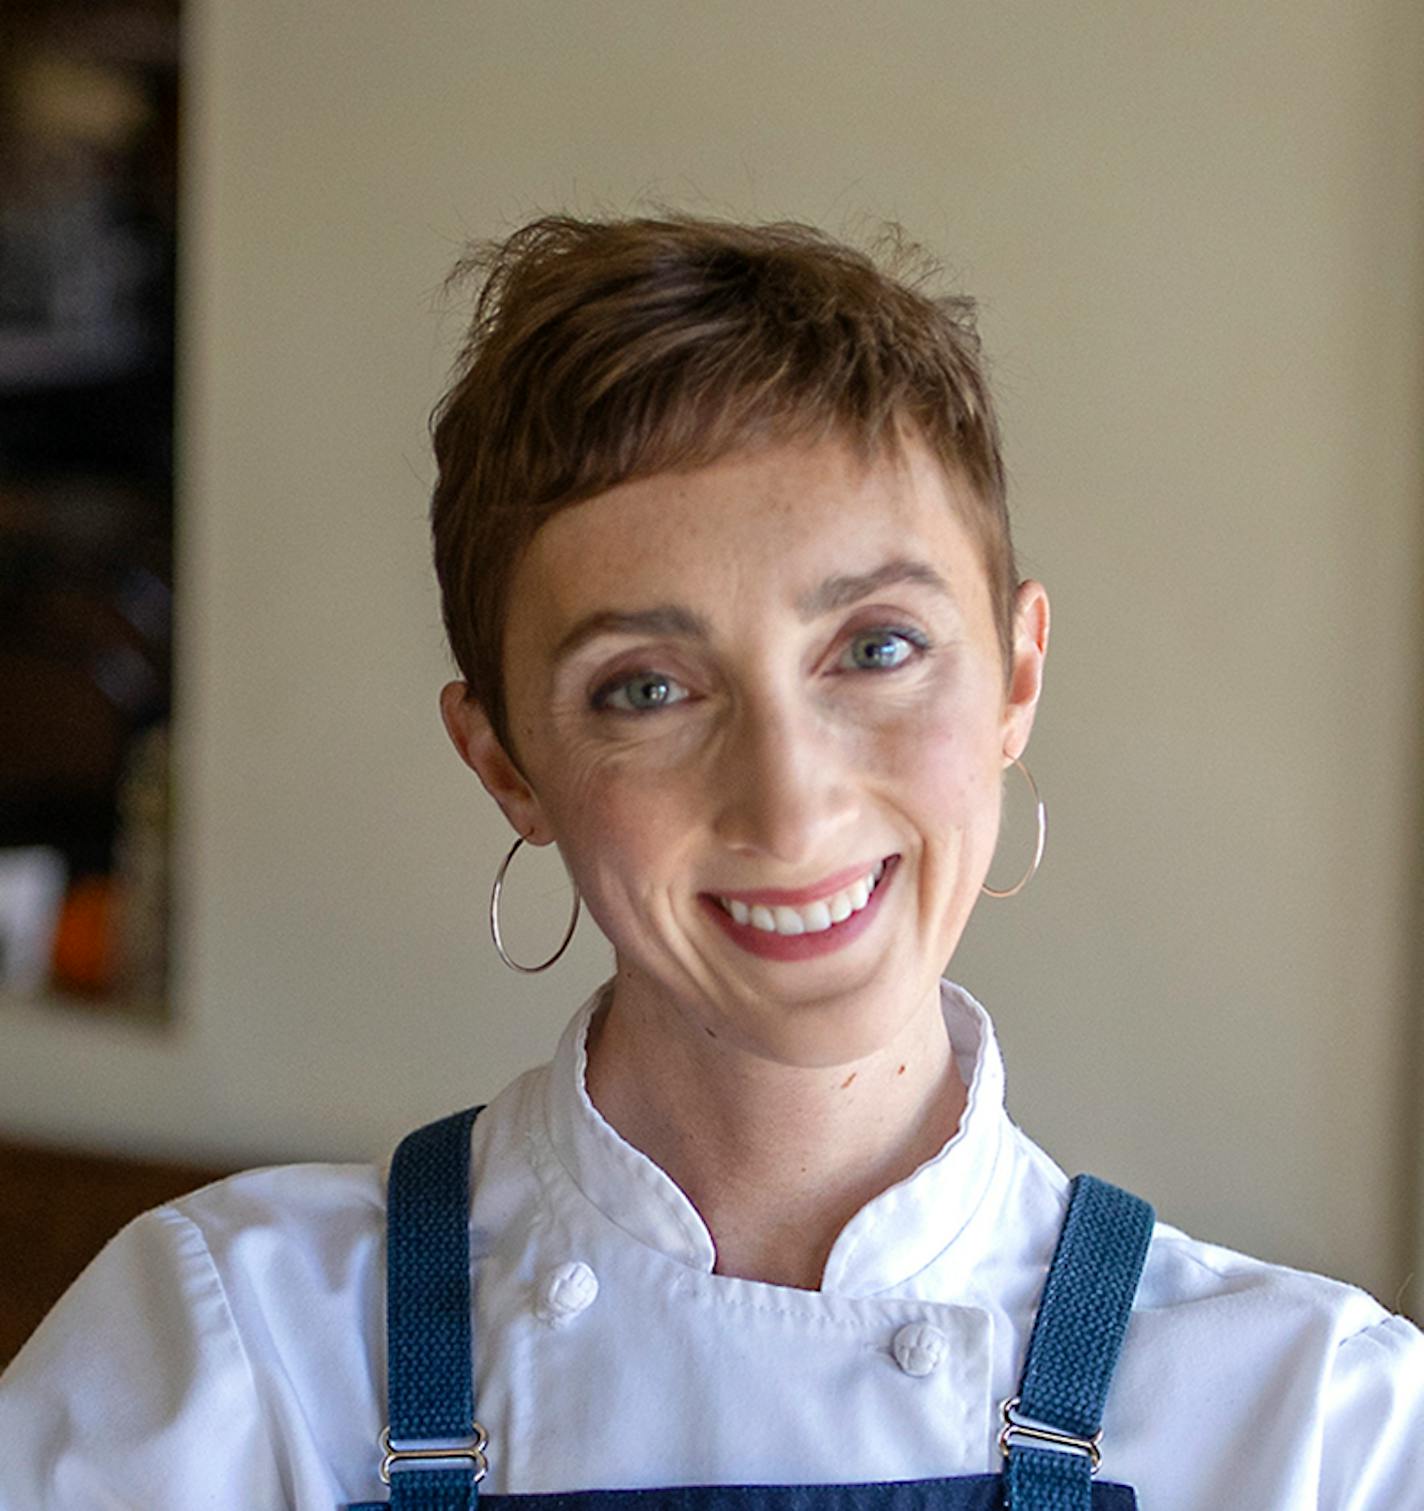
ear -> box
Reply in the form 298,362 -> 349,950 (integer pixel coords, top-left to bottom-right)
1000,580 -> 1050,764
439,682 -> 554,844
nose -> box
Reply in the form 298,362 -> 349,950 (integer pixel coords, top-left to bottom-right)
710,696 -> 857,867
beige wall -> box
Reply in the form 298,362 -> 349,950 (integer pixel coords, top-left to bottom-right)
2,0 -> 1421,1313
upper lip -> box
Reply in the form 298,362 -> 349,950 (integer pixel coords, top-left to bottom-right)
705,857 -> 892,908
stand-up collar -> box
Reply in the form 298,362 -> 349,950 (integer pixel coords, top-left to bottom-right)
542,978 -> 1010,1295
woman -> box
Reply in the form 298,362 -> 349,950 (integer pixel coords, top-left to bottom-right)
1,215 -> 1420,1508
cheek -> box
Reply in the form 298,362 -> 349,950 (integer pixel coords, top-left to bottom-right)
538,757 -> 694,921
884,684 -> 1005,872
909,734 -> 999,841
879,667 -> 1002,791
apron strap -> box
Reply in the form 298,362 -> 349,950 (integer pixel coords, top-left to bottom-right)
1003,1174 -> 1155,1510
381,1106 -> 486,1511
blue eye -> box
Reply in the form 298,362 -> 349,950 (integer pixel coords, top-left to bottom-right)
843,629 -> 926,671
595,672 -> 689,713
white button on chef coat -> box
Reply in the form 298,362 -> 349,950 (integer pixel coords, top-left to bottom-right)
892,1321 -> 948,1376
1,979 -> 1421,1508
535,1260 -> 598,1324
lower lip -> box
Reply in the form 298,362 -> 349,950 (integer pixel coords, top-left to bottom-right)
699,856 -> 899,961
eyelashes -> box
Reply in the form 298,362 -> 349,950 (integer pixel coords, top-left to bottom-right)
589,626 -> 933,716
592,671 -> 691,714
839,627 -> 930,671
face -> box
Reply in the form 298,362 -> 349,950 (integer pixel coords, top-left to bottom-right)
443,433 -> 1048,1067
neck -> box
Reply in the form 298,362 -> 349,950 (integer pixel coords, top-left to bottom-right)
584,974 -> 967,1290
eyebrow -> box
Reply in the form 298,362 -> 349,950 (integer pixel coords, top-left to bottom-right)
552,605 -> 711,664
550,558 -> 954,665
794,558 -> 955,619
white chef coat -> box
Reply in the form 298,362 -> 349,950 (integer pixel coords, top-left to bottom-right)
1,979 -> 1421,1509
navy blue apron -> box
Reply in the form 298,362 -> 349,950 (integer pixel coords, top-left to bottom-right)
352,1107 -> 1152,1511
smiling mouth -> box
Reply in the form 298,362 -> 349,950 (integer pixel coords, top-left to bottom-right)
712,858 -> 891,937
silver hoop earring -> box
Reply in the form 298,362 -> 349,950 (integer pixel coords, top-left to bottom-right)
490,836 -> 581,973
981,757 -> 1046,899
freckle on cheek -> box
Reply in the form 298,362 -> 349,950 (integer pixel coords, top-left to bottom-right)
897,1064 -> 906,1076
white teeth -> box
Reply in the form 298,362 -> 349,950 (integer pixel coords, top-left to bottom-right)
721,862 -> 888,936
801,900 -> 833,933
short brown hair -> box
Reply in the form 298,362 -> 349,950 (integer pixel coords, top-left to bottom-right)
430,214 -> 1015,756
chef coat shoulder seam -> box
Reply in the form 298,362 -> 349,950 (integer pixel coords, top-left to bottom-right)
149,1204 -> 285,1483
1142,1227 -> 1394,1328
1335,1312 -> 1424,1355
1150,1227 -> 1352,1290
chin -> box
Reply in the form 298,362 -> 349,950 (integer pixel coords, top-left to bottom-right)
705,966 -> 943,1069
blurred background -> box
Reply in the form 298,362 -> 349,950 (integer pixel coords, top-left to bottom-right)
0,0 -> 1420,1361
0,0 -> 176,1016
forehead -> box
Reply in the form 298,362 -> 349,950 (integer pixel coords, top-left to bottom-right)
507,436 -> 992,648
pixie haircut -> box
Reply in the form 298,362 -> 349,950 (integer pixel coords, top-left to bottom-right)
431,214 -> 1015,757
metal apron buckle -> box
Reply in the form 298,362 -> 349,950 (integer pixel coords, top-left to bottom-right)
998,1396 -> 1103,1472
378,1422 -> 490,1484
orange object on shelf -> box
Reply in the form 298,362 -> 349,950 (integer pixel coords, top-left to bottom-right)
50,875 -> 120,996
